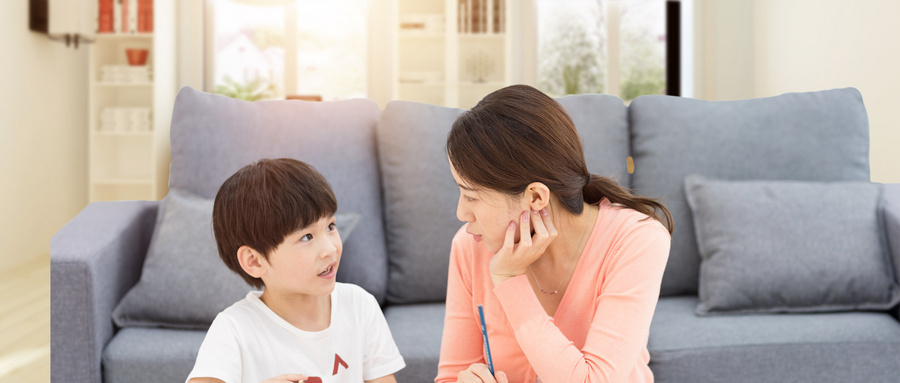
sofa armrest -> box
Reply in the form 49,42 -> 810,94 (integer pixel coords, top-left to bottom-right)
883,183 -> 900,321
51,200 -> 159,383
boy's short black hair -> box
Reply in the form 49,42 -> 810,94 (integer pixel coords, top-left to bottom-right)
212,158 -> 337,288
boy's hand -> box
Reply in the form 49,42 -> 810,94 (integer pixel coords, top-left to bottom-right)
261,374 -> 319,383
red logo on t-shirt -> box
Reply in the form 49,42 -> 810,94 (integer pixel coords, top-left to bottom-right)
332,353 -> 349,375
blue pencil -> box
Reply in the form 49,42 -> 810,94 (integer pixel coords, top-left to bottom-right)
477,304 -> 495,376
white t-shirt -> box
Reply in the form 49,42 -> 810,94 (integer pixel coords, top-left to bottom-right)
186,283 -> 405,383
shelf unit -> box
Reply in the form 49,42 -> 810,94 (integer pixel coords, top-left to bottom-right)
394,0 -> 511,109
88,1 -> 175,202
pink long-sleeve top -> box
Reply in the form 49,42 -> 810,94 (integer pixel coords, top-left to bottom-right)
436,198 -> 671,383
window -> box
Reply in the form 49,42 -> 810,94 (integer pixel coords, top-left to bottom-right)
200,0 -> 688,103
205,0 -> 367,101
536,0 -> 679,101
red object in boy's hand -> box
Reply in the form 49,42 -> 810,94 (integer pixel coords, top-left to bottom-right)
303,377 -> 322,383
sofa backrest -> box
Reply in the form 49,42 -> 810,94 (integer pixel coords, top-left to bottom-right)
168,87 -> 390,302
629,88 -> 871,296
377,95 -> 630,304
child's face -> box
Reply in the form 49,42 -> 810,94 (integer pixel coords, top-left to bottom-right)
259,215 -> 342,297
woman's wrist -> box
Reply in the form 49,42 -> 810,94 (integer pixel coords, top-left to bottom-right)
490,272 -> 518,287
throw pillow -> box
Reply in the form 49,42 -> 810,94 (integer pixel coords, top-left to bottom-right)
112,188 -> 360,329
684,174 -> 900,315
629,88 -> 871,297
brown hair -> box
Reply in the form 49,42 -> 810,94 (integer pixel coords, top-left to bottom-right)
212,158 -> 338,288
447,84 -> 673,233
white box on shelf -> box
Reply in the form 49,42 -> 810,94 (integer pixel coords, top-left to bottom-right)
100,65 -> 152,84
99,107 -> 153,132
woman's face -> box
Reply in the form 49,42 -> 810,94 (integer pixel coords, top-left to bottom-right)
450,162 -> 527,253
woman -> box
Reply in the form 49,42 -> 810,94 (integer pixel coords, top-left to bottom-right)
436,85 -> 673,383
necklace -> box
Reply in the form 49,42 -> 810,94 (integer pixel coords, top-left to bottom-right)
529,205 -> 594,295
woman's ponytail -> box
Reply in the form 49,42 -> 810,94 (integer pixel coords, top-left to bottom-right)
583,174 -> 674,234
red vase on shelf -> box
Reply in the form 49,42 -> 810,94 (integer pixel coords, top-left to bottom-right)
126,49 -> 149,66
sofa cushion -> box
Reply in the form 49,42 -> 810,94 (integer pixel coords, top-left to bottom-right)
684,175 -> 900,315
884,184 -> 900,319
167,87 -> 388,302
112,188 -> 360,329
629,88 -> 871,296
377,95 -> 630,304
556,94 -> 632,187
883,184 -> 900,290
648,296 -> 900,383
103,327 -> 205,383
376,101 -> 465,304
384,303 -> 446,383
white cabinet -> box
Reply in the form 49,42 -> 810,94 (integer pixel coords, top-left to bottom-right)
394,0 -> 510,109
49,0 -> 97,38
88,0 -> 175,202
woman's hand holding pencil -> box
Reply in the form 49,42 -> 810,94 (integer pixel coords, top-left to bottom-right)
455,364 -> 508,383
455,305 -> 509,383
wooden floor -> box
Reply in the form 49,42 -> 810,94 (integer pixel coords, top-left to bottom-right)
0,256 -> 50,382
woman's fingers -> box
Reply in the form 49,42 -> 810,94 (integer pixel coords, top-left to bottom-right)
518,210 -> 532,248
457,364 -> 499,383
502,220 -> 516,254
530,209 -> 549,245
495,371 -> 509,383
542,208 -> 558,240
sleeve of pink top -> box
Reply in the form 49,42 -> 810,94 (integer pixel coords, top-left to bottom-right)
493,221 -> 671,383
435,234 -> 486,383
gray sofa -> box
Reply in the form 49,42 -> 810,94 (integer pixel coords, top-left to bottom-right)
52,87 -> 900,383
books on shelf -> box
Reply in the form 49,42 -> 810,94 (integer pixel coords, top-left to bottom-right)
98,0 -> 153,34
458,0 -> 504,34
399,14 -> 445,35
138,0 -> 154,32
98,0 -> 114,32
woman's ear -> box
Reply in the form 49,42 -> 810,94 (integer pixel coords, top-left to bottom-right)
523,182 -> 551,211
238,246 -> 267,279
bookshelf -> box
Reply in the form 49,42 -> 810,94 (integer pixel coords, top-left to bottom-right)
394,0 -> 511,109
88,0 -> 175,202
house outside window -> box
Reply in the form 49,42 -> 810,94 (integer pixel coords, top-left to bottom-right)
206,0 -> 367,101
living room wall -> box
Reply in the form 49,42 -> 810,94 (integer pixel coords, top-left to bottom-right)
752,0 -> 900,184
695,0 -> 900,183
0,2 -> 89,272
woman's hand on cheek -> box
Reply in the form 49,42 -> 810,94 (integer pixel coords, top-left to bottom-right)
456,364 -> 508,383
489,208 -> 557,286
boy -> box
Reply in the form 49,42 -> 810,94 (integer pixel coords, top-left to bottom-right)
187,158 -> 405,383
